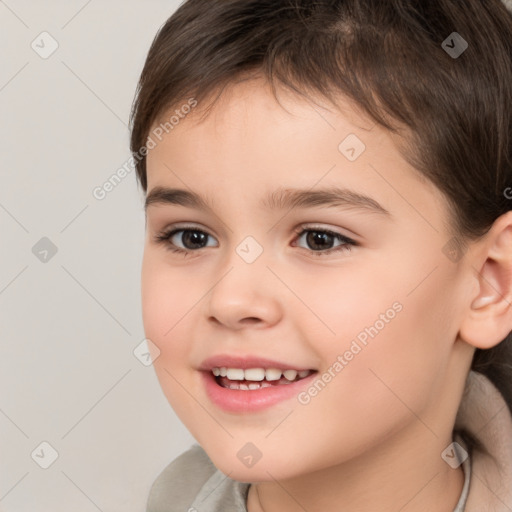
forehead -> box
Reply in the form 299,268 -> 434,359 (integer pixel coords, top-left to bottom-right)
147,79 -> 377,181
151,77 -> 375,146
145,78 -> 450,231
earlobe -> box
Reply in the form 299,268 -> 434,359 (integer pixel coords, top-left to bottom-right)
458,211 -> 512,350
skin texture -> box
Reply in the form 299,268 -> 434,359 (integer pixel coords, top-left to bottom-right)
141,76 -> 512,512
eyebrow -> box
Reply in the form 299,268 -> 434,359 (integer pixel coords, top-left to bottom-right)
144,186 -> 391,217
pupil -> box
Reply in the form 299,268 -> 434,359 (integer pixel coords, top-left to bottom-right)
183,231 -> 206,249
307,231 -> 333,250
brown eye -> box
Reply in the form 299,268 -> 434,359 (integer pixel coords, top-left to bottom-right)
294,227 -> 356,256
174,230 -> 209,250
304,231 -> 335,250
154,227 -> 218,254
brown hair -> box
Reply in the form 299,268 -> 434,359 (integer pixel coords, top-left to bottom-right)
129,0 -> 512,451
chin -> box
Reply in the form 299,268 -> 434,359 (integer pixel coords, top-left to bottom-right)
204,447 -> 301,483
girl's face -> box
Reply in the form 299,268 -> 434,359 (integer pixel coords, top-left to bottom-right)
141,78 -> 474,481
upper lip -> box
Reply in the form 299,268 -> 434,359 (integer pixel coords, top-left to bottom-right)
198,354 -> 315,372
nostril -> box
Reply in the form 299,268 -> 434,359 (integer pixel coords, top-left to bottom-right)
240,317 -> 261,324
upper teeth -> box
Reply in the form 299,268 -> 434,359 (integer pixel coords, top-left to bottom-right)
212,367 -> 311,381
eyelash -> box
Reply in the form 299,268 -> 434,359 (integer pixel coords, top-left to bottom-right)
153,225 -> 357,257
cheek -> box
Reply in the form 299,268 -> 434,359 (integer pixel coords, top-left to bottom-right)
140,254 -> 201,416
141,251 -> 200,351
262,284 -> 454,477
293,251 -> 455,426
332,264 -> 456,417
289,258 -> 410,354
140,259 -> 205,425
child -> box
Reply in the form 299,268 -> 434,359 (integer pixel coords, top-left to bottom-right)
129,0 -> 512,510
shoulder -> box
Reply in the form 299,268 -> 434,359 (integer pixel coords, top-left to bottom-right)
146,443 -> 218,512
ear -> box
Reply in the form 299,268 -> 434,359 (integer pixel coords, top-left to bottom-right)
458,210 -> 512,349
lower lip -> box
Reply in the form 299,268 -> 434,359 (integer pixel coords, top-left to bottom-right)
200,370 -> 317,413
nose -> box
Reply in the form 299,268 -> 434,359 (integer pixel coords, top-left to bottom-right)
204,251 -> 283,330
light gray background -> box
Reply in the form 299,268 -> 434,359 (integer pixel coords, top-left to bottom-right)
0,2 -> 195,511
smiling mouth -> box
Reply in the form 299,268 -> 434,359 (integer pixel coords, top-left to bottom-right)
212,367 -> 317,390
